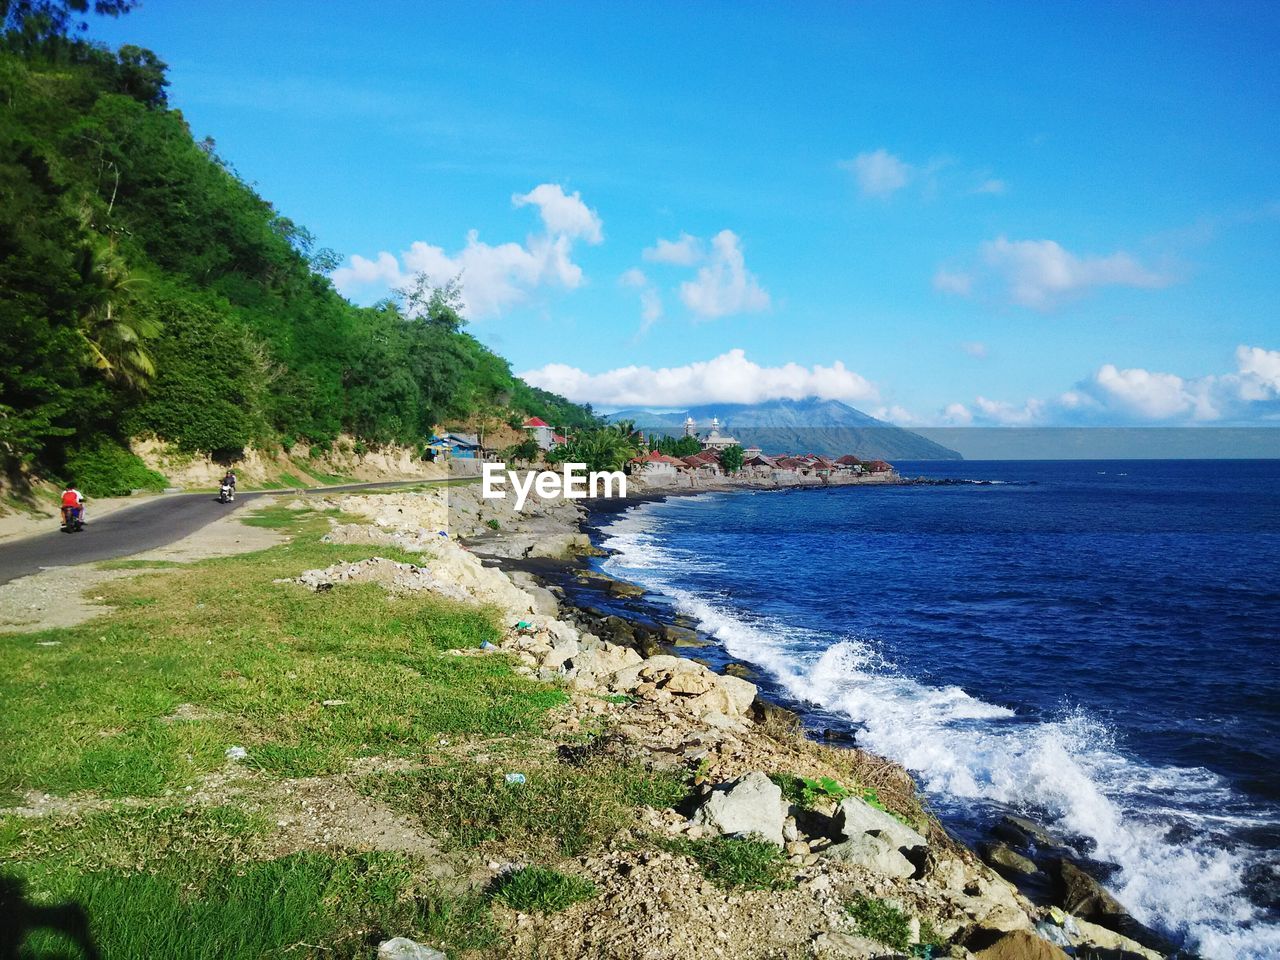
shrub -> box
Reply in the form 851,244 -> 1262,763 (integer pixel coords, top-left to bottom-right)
666,835 -> 793,891
280,435 -> 295,453
847,896 -> 912,952
64,438 -> 167,497
770,773 -> 853,809
486,518 -> 500,530
353,440 -> 367,457
490,866 -> 596,913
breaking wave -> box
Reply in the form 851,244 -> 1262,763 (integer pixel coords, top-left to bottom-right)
600,497 -> 1280,960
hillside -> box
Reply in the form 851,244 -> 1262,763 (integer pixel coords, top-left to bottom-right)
0,22 -> 595,497
609,398 -> 963,460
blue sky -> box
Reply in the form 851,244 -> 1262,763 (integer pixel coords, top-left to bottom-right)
90,1 -> 1280,425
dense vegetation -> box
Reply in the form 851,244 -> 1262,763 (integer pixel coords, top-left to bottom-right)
0,3 -> 596,493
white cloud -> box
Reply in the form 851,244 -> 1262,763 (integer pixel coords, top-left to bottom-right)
977,236 -> 1172,310
520,349 -> 877,408
928,344 -> 1280,427
678,230 -> 770,319
871,405 -> 924,425
1090,364 -> 1212,420
843,148 -> 911,198
933,269 -> 973,296
961,341 -> 988,358
643,232 -> 703,266
974,178 -> 1007,195
1235,345 -> 1280,400
331,183 -> 601,318
330,251 -> 402,290
638,288 -> 663,334
511,183 -> 603,244
619,267 -> 648,288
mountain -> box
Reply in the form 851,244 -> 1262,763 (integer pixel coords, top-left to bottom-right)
607,398 -> 963,460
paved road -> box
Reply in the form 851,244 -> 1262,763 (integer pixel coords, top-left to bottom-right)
0,480 -> 433,586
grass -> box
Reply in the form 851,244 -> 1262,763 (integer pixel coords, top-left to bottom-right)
95,558 -> 184,570
366,760 -> 677,858
847,896 -> 912,952
0,804 -> 499,957
664,835 -> 794,891
770,773 -> 853,808
0,508 -> 568,800
490,866 -> 597,914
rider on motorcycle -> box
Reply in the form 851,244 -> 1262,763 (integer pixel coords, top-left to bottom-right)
222,470 -> 237,491
60,482 -> 85,526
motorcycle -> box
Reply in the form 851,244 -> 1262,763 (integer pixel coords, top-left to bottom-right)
61,505 -> 85,533
218,482 -> 235,503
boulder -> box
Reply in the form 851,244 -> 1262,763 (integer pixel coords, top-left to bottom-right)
692,770 -> 787,845
1069,917 -> 1164,960
835,797 -> 928,853
980,841 -> 1038,876
1053,862 -> 1176,955
663,671 -> 716,696
970,930 -> 1069,960
820,831 -> 916,878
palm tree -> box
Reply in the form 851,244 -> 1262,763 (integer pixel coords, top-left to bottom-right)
73,243 -> 158,389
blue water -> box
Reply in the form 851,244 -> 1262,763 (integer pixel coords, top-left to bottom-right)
598,460 -> 1280,959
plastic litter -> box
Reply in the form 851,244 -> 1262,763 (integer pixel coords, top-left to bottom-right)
515,620 -> 532,630
377,937 -> 447,960
1035,921 -> 1072,948
504,772 -> 527,785
479,641 -> 496,650
225,746 -> 248,760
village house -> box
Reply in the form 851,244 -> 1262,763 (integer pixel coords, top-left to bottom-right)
428,432 -> 483,460
627,449 -> 687,483
521,416 -> 555,450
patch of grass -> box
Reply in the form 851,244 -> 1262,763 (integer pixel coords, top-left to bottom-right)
238,504 -> 314,528
0,516 -> 568,799
276,472 -> 311,489
665,835 -> 794,891
486,518 -> 501,530
490,865 -> 597,913
5,849 -> 497,959
619,767 -> 689,809
96,558 -> 185,570
847,896 -> 912,952
597,693 -> 631,705
367,759 -> 641,858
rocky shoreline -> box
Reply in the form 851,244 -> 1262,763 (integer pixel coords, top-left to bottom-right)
295,482 -> 1178,959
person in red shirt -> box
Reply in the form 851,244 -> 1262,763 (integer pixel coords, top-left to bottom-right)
60,483 -> 85,527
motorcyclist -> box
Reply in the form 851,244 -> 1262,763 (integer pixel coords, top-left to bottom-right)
60,482 -> 85,526
220,470 -> 237,501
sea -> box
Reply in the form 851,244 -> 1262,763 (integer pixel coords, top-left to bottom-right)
595,460 -> 1280,959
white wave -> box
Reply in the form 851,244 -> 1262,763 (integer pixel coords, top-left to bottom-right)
599,501 -> 1280,960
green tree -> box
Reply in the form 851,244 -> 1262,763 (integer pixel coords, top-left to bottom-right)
73,240 -> 158,388
720,444 -> 745,473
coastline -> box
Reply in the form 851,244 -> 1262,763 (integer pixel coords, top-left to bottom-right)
455,481 -> 1178,958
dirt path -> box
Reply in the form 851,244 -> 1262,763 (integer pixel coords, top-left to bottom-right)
0,501 -> 285,632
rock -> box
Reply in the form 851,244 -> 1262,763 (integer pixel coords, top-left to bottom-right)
835,797 -> 928,853
692,770 -> 787,845
541,638 -> 580,670
1069,917 -> 1164,960
663,671 -> 715,696
980,841 -> 1038,876
812,931 -> 888,958
1053,861 -> 1177,955
607,580 -> 645,598
663,624 -> 704,646
994,814 -> 1059,849
820,832 -> 916,878
969,929 -> 1069,960
377,938 -> 447,960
